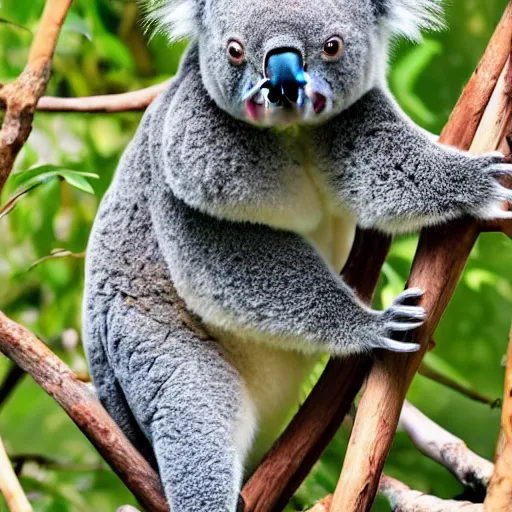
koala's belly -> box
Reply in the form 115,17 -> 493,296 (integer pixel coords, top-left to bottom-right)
211,329 -> 319,471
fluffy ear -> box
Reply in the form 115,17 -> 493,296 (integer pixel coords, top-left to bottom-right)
375,0 -> 444,41
140,0 -> 201,41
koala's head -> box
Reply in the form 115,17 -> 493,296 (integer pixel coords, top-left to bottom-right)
147,0 -> 443,126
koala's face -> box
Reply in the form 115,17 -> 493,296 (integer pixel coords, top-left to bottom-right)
197,0 -> 387,127
151,0 -> 442,127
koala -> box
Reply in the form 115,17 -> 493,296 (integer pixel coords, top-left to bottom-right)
82,0 -> 512,510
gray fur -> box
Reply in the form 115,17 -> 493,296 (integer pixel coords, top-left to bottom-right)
83,2 -> 512,511
315,89 -> 512,232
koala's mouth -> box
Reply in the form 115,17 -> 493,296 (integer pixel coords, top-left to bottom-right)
242,50 -> 332,125
244,82 -> 328,124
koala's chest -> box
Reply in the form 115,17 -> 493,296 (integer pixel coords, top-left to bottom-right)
272,137 -> 356,273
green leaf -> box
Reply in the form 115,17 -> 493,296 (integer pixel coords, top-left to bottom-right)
11,165 -> 99,195
59,172 -> 95,194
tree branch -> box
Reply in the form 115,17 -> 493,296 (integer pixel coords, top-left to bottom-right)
484,327 -> 512,511
418,362 -> 500,408
36,81 -> 170,114
0,312 -> 168,512
0,434 -> 33,512
400,401 -> 494,490
0,0 -> 72,192
482,218 -> 512,237
379,475 -> 483,512
10,454 -> 104,475
0,364 -> 25,411
331,4 -> 512,510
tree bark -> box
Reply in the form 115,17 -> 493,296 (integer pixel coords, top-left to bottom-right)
484,327 -> 512,511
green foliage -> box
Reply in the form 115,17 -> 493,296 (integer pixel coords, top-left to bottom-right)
0,1 -> 510,510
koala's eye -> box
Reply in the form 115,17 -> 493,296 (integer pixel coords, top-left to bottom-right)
322,36 -> 344,61
227,40 -> 245,65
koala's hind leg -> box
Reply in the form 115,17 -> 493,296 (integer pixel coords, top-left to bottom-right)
105,295 -> 256,512
84,325 -> 157,466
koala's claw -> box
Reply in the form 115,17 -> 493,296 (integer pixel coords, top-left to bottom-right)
375,337 -> 421,353
391,287 -> 424,306
487,163 -> 512,177
474,178 -> 512,220
385,320 -> 425,332
386,305 -> 427,321
467,155 -> 512,220
496,183 -> 512,203
369,288 -> 425,353
385,289 -> 426,329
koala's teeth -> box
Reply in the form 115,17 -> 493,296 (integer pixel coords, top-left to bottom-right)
253,92 -> 265,105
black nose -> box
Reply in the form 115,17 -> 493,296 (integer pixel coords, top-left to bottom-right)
264,49 -> 307,105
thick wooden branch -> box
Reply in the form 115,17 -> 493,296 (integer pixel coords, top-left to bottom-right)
0,434 -> 33,512
331,4 -> 512,510
36,81 -> 170,113
440,2 -> 512,150
0,312 -> 168,512
0,0 -> 72,192
484,327 -> 512,511
400,401 -> 494,490
379,475 -> 483,512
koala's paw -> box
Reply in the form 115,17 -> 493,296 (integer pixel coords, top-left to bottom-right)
369,288 -> 426,353
470,154 -> 512,220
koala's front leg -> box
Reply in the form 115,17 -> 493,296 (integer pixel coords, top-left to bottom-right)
319,88 -> 512,233
151,191 -> 425,355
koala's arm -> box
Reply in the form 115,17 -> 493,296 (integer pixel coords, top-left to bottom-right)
149,188 -> 426,356
319,88 -> 512,233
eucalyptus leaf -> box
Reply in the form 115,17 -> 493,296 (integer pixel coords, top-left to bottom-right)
11,165 -> 99,195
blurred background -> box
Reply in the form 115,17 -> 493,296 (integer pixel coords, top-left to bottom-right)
0,0 -> 510,510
